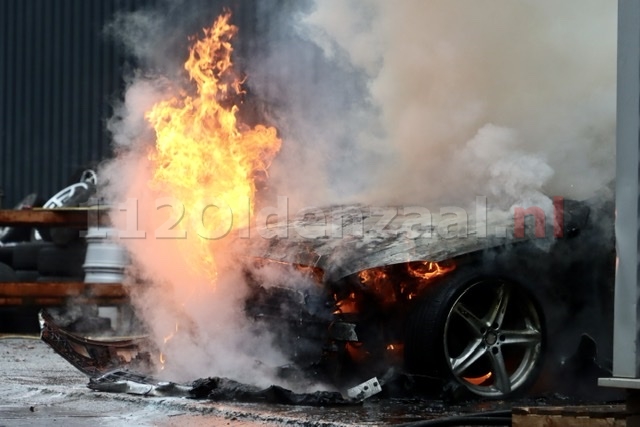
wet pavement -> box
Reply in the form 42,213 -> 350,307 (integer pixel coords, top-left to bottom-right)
0,336 -> 623,426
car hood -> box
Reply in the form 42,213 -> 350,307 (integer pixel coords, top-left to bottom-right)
249,204 -> 517,282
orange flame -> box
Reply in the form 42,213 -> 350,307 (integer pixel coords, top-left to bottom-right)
145,11 -> 281,283
406,261 -> 456,281
357,268 -> 397,306
358,268 -> 388,284
159,352 -> 166,370
163,322 -> 179,344
463,372 -> 493,385
334,292 -> 360,314
158,322 -> 179,370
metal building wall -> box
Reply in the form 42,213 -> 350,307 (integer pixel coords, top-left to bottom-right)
0,0 -> 302,207
0,0 -> 156,207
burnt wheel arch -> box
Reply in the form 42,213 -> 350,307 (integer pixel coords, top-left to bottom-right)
404,263 -> 547,399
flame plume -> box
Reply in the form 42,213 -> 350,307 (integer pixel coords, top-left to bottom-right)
145,12 -> 281,282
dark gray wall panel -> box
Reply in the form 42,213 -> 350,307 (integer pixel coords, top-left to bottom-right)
0,0 -> 157,207
0,0 -> 304,207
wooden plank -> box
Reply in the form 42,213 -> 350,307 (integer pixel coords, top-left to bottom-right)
513,405 -> 627,427
0,282 -> 126,298
0,296 -> 129,307
0,282 -> 85,297
85,283 -> 127,297
513,405 -> 626,418
512,414 -> 625,427
0,207 -> 110,227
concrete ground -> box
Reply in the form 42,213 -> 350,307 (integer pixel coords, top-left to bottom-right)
0,335 -> 625,426
0,336 -> 443,426
0,336 -> 343,426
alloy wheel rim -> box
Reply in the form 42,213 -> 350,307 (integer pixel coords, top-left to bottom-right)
443,279 -> 542,397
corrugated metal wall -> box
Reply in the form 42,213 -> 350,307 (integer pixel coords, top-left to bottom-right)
0,0 -> 305,207
0,0 -> 157,207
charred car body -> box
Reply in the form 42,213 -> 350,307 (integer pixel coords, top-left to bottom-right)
245,198 -> 615,399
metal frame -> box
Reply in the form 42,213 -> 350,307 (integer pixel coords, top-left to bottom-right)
599,0 -> 640,389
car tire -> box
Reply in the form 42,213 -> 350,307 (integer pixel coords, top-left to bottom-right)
0,193 -> 43,243
37,183 -> 95,243
0,262 -> 18,282
37,243 -> 86,277
0,246 -> 13,266
12,242 -> 52,270
404,264 -> 546,399
15,270 -> 40,282
36,276 -> 83,283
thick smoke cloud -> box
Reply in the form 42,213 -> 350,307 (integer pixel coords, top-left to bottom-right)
101,0 -> 295,386
100,0 -> 616,386
254,0 -> 616,211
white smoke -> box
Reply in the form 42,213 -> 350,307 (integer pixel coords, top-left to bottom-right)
100,2 -> 296,387
100,153 -> 288,386
257,0 -> 616,211
99,0 -> 616,387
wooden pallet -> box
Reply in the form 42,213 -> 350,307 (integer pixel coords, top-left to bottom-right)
0,207 -> 122,307
513,405 -> 626,427
0,282 -> 127,306
0,207 -> 110,227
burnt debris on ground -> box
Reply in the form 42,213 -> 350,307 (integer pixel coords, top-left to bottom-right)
39,307 -> 622,409
40,309 -> 382,406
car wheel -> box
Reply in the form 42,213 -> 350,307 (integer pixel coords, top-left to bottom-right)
15,270 -> 40,282
35,182 -> 95,242
0,193 -> 43,243
12,242 -> 52,270
405,265 -> 545,399
36,276 -> 83,282
0,262 -> 18,282
37,243 -> 86,277
0,246 -> 13,265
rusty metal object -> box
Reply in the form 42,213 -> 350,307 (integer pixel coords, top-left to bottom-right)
39,310 -> 155,377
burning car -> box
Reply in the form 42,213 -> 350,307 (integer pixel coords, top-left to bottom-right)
34,11 -> 616,404
244,198 -> 615,399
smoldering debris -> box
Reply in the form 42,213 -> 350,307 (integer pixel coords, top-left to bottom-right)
39,310 -> 155,377
88,371 -> 373,406
189,377 -> 365,406
40,308 -> 380,405
88,370 -> 192,397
